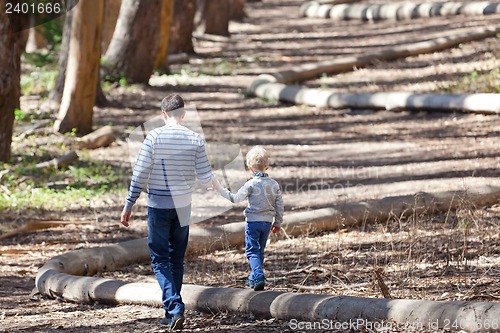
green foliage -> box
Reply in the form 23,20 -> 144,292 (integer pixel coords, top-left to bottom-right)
14,108 -> 52,123
261,96 -> 279,106
119,77 -> 129,87
20,67 -> 57,96
23,51 -> 57,67
101,70 -> 130,88
197,61 -> 243,76
22,16 -> 63,66
440,67 -> 500,94
38,15 -> 63,47
14,108 -> 28,121
0,154 -> 130,211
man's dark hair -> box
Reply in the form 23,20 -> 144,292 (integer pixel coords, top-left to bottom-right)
161,94 -> 185,118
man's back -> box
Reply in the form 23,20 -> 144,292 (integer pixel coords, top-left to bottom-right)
125,124 -> 212,211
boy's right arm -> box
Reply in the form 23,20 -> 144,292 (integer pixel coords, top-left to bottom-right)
273,184 -> 284,229
216,180 -> 252,203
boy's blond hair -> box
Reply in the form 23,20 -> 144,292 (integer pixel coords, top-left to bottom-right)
246,146 -> 269,172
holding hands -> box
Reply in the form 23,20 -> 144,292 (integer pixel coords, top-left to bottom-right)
212,177 -> 222,190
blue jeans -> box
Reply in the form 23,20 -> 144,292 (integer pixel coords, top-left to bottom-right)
245,222 -> 272,281
147,206 -> 190,319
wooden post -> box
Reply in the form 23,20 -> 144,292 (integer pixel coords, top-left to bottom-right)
35,151 -> 79,169
79,126 -> 116,149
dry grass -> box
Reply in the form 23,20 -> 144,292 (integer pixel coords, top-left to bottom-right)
105,202 -> 500,305
177,202 -> 500,302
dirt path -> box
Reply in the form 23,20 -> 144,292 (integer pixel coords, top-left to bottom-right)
2,0 -> 500,332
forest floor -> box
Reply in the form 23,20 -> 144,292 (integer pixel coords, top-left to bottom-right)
1,0 -> 500,332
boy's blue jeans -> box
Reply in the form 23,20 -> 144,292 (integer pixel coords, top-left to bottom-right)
147,206 -> 190,319
245,221 -> 272,281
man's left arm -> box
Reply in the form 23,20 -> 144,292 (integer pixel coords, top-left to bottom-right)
195,140 -> 213,187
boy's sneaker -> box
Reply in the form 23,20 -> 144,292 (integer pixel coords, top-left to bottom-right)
253,277 -> 265,291
170,314 -> 185,331
160,314 -> 185,331
245,278 -> 254,289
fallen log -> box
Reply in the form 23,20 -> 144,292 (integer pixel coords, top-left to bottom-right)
167,53 -> 190,65
299,0 -> 360,17
0,151 -> 79,181
79,125 -> 116,149
186,181 -> 500,253
259,25 -> 500,84
35,268 -> 500,333
37,182 -> 500,265
33,181 -> 500,265
0,167 -> 13,181
35,151 -> 79,169
17,120 -> 52,140
37,273 -> 500,331
35,206 -> 500,333
300,1 -> 500,20
248,81 -> 500,114
0,220 -> 93,241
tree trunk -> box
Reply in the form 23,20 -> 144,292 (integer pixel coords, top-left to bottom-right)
101,0 -> 121,54
54,0 -> 104,134
94,71 -> 108,107
168,0 -> 196,54
199,0 -> 231,36
0,0 -> 23,162
40,3 -> 74,113
102,0 -> 163,83
155,0 -> 174,70
230,0 -> 246,21
25,25 -> 47,53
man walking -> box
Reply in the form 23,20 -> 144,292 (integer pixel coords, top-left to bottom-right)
121,94 -> 213,330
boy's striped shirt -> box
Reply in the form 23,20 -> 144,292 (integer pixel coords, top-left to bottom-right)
124,124 -> 213,212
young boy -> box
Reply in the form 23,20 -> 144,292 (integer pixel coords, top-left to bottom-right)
212,146 -> 284,291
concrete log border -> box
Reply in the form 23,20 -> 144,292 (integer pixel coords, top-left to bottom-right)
36,183 -> 500,332
249,81 -> 500,114
248,26 -> 500,113
300,1 -> 500,21
256,26 -> 500,84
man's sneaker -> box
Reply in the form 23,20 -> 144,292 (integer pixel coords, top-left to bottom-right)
170,314 -> 185,331
245,278 -> 254,289
160,316 -> 170,325
253,277 -> 265,291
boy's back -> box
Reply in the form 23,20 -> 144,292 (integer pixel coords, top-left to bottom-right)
218,174 -> 284,226
244,176 -> 282,223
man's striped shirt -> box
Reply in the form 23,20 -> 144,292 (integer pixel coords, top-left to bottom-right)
124,124 -> 213,212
